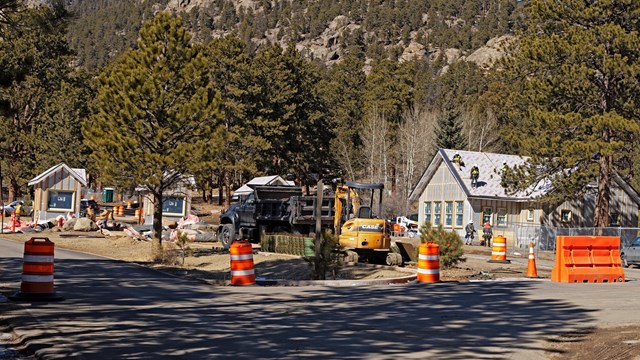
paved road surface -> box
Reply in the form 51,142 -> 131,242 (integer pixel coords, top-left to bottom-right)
1,238 -> 639,359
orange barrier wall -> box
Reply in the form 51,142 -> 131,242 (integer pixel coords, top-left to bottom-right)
551,236 -> 624,283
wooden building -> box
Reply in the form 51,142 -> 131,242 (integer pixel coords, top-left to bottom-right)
28,163 -> 87,222
409,149 -> 640,247
137,174 -> 195,224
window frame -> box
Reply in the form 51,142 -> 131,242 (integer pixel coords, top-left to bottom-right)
444,201 -> 453,227
526,208 -> 534,222
46,190 -> 76,212
610,212 -> 620,227
455,201 -> 464,228
433,202 -> 442,226
497,208 -> 507,227
424,202 -> 431,224
482,207 -> 492,225
560,209 -> 572,223
162,196 -> 186,217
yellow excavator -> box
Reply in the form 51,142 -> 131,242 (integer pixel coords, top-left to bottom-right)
333,181 -> 402,266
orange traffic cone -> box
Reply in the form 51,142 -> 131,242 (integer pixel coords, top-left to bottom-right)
527,242 -> 538,278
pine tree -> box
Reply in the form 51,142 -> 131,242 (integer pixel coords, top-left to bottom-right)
0,3 -> 80,199
84,12 -> 219,249
500,0 -> 640,227
435,107 -> 467,151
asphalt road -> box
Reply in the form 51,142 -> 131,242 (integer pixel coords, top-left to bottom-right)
1,238 -> 640,359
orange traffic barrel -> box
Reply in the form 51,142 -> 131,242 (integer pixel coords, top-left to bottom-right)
488,235 -> 510,264
117,206 -> 124,217
230,240 -> 255,285
10,238 -> 63,301
417,242 -> 440,283
134,209 -> 140,218
527,242 -> 538,277
127,200 -> 132,209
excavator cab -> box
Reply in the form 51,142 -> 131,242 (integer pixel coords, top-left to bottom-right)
335,181 -> 401,265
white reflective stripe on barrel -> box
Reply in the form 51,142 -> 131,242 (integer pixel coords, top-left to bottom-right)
492,251 -> 506,256
417,268 -> 440,275
231,269 -> 255,276
22,274 -> 54,282
23,255 -> 54,263
529,255 -> 535,259
418,254 -> 439,261
494,241 -> 506,245
230,254 -> 253,261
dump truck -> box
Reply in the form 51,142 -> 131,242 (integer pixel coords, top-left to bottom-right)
216,185 -> 335,249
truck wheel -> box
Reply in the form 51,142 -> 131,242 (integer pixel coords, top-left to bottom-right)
621,253 -> 629,268
386,252 -> 403,266
219,224 -> 235,249
345,250 -> 359,263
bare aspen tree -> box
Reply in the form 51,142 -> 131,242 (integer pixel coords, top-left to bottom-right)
398,104 -> 438,213
361,107 -> 390,185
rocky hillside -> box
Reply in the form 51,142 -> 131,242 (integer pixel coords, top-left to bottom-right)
63,0 -> 522,71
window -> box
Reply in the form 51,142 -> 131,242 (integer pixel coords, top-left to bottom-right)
445,202 -> 453,227
497,208 -> 507,227
483,207 -> 492,225
527,208 -> 534,222
561,209 -> 572,223
424,202 -> 431,224
162,197 -> 185,216
47,190 -> 75,211
455,201 -> 463,227
610,212 -> 620,226
434,202 -> 442,225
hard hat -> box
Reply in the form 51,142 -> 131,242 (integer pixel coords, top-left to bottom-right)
455,151 -> 459,155
474,164 -> 478,167
468,220 -> 473,224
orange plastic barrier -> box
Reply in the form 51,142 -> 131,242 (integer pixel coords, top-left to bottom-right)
551,236 -> 624,283
10,238 -> 63,301
417,242 -> 440,283
526,242 -> 538,278
117,206 -> 124,217
230,240 -> 255,285
393,223 -> 401,234
488,235 -> 510,263
127,201 -> 132,209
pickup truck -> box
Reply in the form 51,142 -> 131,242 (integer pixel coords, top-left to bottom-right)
216,185 -> 335,248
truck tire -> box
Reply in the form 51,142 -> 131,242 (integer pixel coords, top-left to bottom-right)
219,224 -> 235,249
386,252 -> 403,266
345,250 -> 359,264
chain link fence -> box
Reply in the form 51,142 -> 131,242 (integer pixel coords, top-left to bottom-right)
491,223 -> 640,254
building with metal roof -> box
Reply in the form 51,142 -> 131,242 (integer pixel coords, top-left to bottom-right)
410,149 -> 640,248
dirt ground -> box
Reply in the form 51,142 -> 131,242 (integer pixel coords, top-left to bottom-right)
3,226 -> 545,283
545,325 -> 640,359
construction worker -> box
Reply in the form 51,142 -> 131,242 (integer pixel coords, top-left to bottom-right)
470,164 -> 480,188
464,220 -> 476,245
15,202 -> 22,220
482,221 -> 493,247
452,152 -> 463,170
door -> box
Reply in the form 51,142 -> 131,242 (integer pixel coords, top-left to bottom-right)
628,237 -> 640,262
237,193 -> 256,228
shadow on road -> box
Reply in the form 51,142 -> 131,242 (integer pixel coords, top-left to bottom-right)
0,257 -> 594,359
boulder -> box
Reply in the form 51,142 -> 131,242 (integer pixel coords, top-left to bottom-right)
399,41 -> 426,62
73,218 -> 98,232
62,218 -> 78,231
